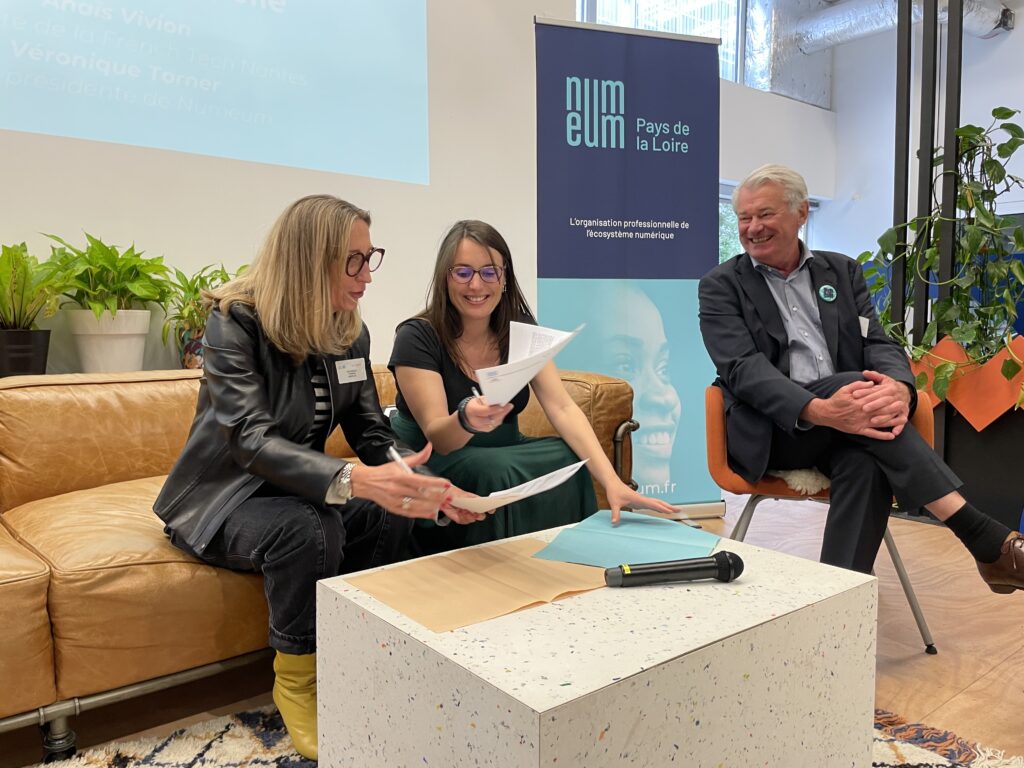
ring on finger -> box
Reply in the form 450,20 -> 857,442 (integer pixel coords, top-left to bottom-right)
401,496 -> 413,511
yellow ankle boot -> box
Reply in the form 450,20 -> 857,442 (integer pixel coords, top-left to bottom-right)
272,651 -> 318,760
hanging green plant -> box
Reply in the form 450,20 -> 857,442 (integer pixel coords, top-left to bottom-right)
858,106 -> 1024,405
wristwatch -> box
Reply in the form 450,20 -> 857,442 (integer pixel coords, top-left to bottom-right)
327,462 -> 355,504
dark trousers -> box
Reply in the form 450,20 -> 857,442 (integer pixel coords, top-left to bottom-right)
191,492 -> 413,654
767,372 -> 961,573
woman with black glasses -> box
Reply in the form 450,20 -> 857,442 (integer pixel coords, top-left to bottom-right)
154,196 -> 482,761
388,220 -> 675,556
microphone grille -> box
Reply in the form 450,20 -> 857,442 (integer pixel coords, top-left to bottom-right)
713,550 -> 744,581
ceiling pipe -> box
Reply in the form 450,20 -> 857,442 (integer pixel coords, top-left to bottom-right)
793,0 -> 1013,54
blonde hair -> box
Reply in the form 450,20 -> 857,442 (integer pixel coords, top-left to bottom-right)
732,164 -> 808,212
209,195 -> 369,362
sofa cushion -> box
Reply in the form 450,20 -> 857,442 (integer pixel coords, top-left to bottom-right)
3,476 -> 268,700
0,522 -> 55,718
0,371 -> 202,514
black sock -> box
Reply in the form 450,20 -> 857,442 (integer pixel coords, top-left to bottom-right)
943,503 -> 1011,563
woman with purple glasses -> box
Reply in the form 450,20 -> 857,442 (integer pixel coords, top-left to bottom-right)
387,220 -> 676,555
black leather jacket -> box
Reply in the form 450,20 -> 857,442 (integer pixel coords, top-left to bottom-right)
154,303 -> 402,554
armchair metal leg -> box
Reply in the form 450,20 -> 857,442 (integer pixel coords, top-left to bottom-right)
729,494 -> 766,542
883,528 -> 937,655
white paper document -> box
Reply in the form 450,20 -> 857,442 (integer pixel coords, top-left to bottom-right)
475,322 -> 583,406
448,459 -> 588,514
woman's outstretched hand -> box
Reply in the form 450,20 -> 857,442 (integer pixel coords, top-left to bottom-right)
605,481 -> 679,524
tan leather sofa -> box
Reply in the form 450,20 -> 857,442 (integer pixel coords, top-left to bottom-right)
0,366 -> 634,758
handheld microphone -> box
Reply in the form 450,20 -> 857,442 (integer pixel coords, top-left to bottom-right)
604,551 -> 744,588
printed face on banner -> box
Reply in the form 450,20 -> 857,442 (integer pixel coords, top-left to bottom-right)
593,286 -> 681,490
543,280 -> 710,501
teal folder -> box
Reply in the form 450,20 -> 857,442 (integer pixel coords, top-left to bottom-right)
533,510 -> 720,569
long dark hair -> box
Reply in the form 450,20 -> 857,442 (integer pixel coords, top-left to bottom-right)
411,220 -> 535,372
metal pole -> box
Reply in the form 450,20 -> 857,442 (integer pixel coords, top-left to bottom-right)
912,0 -> 939,345
934,0 -> 964,459
891,0 -> 912,325
938,0 -> 963,301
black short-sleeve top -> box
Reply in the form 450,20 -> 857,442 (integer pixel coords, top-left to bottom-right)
388,318 -> 531,420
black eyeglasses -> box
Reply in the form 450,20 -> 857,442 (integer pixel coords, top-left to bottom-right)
448,265 -> 504,284
345,247 -> 385,276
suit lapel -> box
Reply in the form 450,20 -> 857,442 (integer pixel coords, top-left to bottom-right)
736,255 -> 788,348
809,255 -> 839,366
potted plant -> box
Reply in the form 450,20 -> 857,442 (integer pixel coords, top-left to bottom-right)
859,105 -> 1024,528
46,233 -> 172,373
162,264 -> 241,369
0,242 -> 63,376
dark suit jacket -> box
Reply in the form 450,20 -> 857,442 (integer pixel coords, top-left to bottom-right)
698,248 -> 916,483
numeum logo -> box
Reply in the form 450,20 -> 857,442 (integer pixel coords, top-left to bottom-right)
565,76 -> 625,149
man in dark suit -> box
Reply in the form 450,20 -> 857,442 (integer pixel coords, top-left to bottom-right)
699,164 -> 1022,590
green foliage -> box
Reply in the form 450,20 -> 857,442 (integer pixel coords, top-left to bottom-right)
858,106 -> 1024,401
718,201 -> 742,264
44,233 -> 171,320
161,263 -> 244,350
0,242 -> 66,330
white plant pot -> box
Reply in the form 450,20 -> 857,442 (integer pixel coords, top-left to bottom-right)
65,309 -> 152,373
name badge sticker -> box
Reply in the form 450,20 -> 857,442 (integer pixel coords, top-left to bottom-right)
335,358 -> 368,384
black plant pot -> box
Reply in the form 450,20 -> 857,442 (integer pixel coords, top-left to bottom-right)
0,329 -> 51,377
942,403 -> 1024,531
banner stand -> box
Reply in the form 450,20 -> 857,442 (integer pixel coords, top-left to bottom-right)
535,18 -> 723,513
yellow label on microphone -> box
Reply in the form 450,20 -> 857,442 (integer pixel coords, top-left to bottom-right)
621,564 -> 631,574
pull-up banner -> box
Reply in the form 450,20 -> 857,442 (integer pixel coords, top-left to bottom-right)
536,19 -> 720,506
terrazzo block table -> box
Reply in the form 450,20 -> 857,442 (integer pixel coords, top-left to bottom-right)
317,529 -> 877,768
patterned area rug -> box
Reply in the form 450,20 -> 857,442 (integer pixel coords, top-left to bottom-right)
873,711 -> 1024,768
26,707 -> 1024,768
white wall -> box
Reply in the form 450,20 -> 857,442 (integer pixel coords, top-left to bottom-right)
960,1 -> 1024,210
811,30 -> 897,258
720,78 -> 837,197
0,2 -> 839,371
815,0 -> 1024,258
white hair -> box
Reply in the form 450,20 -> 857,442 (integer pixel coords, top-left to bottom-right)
732,164 -> 809,212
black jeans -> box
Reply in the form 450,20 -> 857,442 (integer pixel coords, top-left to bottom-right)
191,493 -> 413,654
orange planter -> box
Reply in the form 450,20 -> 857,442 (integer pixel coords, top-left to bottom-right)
909,337 -> 972,410
910,336 -> 1024,431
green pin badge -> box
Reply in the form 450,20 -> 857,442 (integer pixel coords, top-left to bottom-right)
818,285 -> 837,302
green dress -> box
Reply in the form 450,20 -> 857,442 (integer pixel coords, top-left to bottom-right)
388,319 -> 597,556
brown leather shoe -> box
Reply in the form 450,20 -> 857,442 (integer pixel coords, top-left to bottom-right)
977,532 -> 1024,594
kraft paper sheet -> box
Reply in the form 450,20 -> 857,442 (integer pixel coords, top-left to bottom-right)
346,537 -> 606,632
